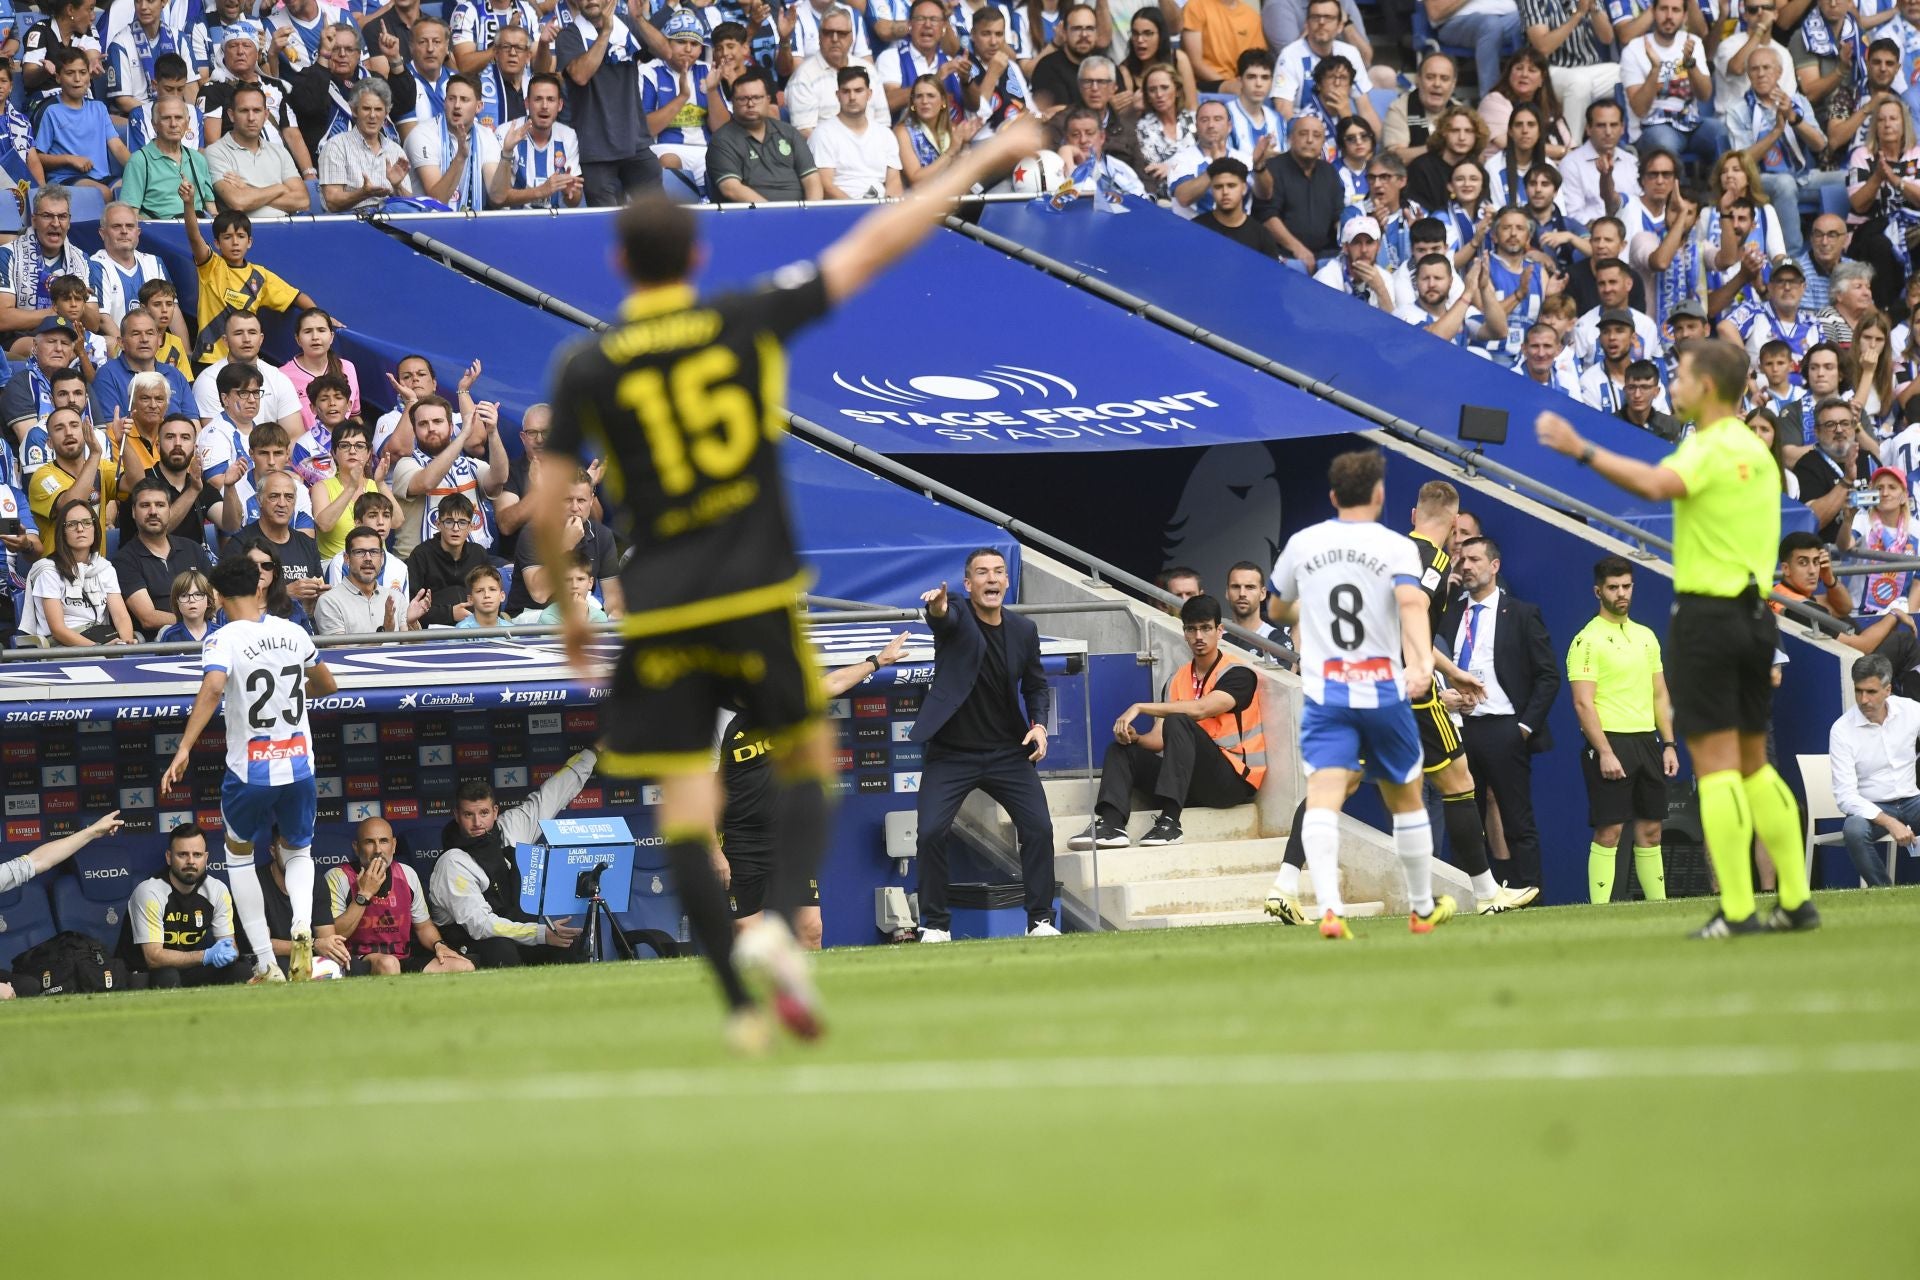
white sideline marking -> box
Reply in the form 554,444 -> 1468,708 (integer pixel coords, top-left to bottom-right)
7,1043 -> 1920,1122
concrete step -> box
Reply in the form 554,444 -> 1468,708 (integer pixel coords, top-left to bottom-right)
1099,872 -> 1279,920
973,784 -> 1267,851
1056,838 -> 1292,896
1126,901 -> 1386,930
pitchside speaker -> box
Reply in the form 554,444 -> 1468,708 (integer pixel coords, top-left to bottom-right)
1459,404 -> 1508,446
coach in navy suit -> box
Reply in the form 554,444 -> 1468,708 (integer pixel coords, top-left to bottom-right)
910,548 -> 1058,940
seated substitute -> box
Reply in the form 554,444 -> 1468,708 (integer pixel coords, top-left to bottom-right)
428,751 -> 598,968
1070,594 -> 1263,849
721,631 -> 912,949
116,823 -> 247,989
324,817 -> 473,974
1828,652 -> 1920,888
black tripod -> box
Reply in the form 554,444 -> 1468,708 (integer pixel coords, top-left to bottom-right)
576,863 -> 637,963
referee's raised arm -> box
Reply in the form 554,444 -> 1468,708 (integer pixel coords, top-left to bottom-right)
816,116 -> 1048,305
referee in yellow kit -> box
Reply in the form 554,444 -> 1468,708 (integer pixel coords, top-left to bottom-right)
1538,338 -> 1819,937
1568,555 -> 1677,904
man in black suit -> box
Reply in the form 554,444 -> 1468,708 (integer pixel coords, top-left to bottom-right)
1439,535 -> 1560,893
911,549 -> 1057,941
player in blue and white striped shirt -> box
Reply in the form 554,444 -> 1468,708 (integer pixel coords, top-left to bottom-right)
1266,448 -> 1458,938
162,554 -> 339,982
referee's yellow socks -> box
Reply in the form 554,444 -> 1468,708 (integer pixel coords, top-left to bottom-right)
1632,846 -> 1667,900
1744,764 -> 1810,911
1588,842 -> 1615,904
1698,770 -> 1756,922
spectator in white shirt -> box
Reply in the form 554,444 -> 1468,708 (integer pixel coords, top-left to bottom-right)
1558,98 -> 1641,224
1713,0 -> 1795,116
406,73 -> 502,210
192,311 -> 306,434
1618,0 -> 1724,165
1313,214 -> 1398,308
1829,652 -> 1920,886
809,67 -> 904,199
784,6 -> 885,134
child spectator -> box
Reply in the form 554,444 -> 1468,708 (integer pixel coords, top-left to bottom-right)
514,551 -> 608,625
46,273 -> 108,376
293,373 -> 357,482
403,490 -> 488,626
1756,339 -> 1808,419
121,95 -> 217,219
454,562 -> 507,629
322,489 -> 406,594
156,566 -> 220,643
181,204 -> 317,364
33,47 -> 128,193
136,277 -> 194,378
280,307 -> 360,430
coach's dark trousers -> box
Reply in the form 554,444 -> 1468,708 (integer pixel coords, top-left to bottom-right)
1095,716 -> 1255,823
1462,713 -> 1544,890
583,150 -> 664,206
916,744 -> 1056,929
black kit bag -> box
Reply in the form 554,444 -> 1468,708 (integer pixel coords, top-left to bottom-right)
8,931 -> 128,997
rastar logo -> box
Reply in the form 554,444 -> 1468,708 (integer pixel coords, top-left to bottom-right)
247,738 -> 309,763
832,365 -> 1224,446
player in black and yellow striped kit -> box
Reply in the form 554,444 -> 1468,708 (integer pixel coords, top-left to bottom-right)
535,117 -> 1046,1048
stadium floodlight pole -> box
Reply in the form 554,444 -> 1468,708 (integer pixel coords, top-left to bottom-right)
941,215 -> 1676,559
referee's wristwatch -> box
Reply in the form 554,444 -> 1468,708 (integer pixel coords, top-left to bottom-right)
354,893 -> 372,906
864,653 -> 884,672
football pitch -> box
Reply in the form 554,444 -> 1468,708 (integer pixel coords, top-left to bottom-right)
7,893 -> 1919,1278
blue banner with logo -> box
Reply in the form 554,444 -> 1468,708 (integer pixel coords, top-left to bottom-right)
382,210 -> 1371,453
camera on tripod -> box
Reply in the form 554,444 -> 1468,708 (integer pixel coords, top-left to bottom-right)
575,861 -> 612,899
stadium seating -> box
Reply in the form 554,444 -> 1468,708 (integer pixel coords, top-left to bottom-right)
0,879 -> 57,970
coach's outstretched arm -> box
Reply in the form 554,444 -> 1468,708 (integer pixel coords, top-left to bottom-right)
818,116 -> 1047,305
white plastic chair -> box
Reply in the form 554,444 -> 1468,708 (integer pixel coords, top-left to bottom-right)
1797,753 -> 1897,886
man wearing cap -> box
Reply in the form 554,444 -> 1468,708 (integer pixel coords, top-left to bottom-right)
1191,158 -> 1282,257
1,317 -> 86,478
1314,214 -> 1396,309
1167,100 -> 1258,221
785,5 -> 885,136
641,11 -> 728,193
1736,256 -> 1818,365
1572,256 -> 1662,368
1578,308 -> 1641,413
1661,297 -> 1711,383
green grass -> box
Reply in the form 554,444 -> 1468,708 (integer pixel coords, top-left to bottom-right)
7,893 -> 1920,1277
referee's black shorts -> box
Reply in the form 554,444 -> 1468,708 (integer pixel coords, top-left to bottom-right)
1668,590 -> 1776,739
1412,690 -> 1467,774
603,603 -> 823,777
1582,730 -> 1667,826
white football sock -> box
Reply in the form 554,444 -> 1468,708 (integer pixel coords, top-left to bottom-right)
1394,811 -> 1436,916
1470,870 -> 1498,900
282,846 -> 315,936
1272,863 -> 1301,898
1301,808 -> 1343,917
224,849 -> 275,972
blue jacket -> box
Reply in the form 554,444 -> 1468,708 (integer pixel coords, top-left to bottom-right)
910,597 -> 1051,747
